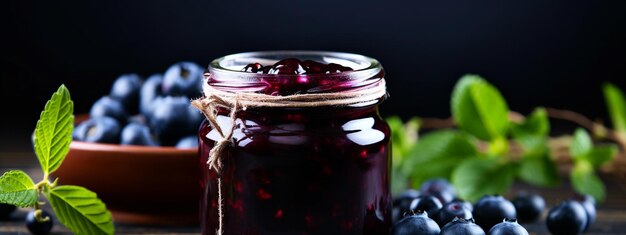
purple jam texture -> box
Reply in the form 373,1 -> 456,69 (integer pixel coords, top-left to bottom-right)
242,58 -> 354,75
199,105 -> 391,234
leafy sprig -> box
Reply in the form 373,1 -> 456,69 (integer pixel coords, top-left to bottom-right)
0,85 -> 114,235
391,75 -> 619,202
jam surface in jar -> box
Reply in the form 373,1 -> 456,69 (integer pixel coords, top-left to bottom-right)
198,52 -> 391,235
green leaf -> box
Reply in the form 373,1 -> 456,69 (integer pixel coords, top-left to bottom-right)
452,158 -> 516,202
47,185 -> 114,235
511,107 -> 549,137
515,136 -> 547,157
402,130 -> 477,187
517,151 -> 559,187
451,75 -> 509,141
571,161 -> 605,202
583,145 -> 618,167
603,83 -> 626,132
33,85 -> 74,175
570,128 -> 592,158
0,170 -> 37,207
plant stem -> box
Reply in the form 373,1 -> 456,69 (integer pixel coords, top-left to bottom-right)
545,107 -> 626,150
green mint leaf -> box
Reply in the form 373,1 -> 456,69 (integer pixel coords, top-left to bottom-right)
603,83 -> 626,132
510,108 -> 549,156
583,145 -> 618,167
570,128 -> 592,158
511,107 -> 549,137
452,158 -> 516,202
33,85 -> 74,175
517,151 -> 559,187
515,136 -> 547,157
402,130 -> 477,187
387,116 -> 408,167
0,170 -> 37,207
47,185 -> 114,235
571,161 -> 605,202
451,75 -> 509,141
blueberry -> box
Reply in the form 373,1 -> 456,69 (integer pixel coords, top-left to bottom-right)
473,195 -> 517,231
25,209 -> 53,235
162,62 -> 204,98
150,96 -> 198,146
546,200 -> 588,235
0,203 -> 16,219
391,211 -> 440,235
269,58 -> 306,75
512,191 -> 545,223
452,198 -> 474,212
120,122 -> 158,146
140,74 -> 164,117
572,194 -> 596,231
110,73 -> 142,114
409,195 -> 443,219
392,189 -> 420,222
488,218 -> 528,235
440,217 -> 485,235
89,96 -> 128,125
188,106 -> 205,133
436,202 -> 473,227
420,178 -> 457,204
176,135 -> 198,149
73,117 -> 121,144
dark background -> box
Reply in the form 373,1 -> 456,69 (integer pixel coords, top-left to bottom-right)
2,1 -> 626,151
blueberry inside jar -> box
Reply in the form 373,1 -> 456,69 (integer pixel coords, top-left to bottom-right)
197,51 -> 391,235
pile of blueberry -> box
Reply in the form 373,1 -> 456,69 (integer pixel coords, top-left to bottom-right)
392,178 -> 598,235
73,62 -> 205,148
1,204 -> 53,235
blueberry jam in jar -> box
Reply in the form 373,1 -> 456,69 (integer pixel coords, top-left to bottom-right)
198,51 -> 391,235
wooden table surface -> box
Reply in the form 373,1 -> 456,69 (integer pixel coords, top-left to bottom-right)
1,152 -> 625,235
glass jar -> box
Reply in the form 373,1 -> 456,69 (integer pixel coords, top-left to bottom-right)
198,51 -> 391,235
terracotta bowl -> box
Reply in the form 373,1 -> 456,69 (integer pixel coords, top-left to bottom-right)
54,115 -> 200,225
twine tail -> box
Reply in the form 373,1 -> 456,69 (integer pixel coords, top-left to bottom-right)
216,177 -> 224,235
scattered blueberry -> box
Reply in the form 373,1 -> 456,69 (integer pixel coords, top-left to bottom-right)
0,203 -> 16,219
546,200 -> 588,235
488,218 -> 529,235
25,209 -> 53,235
440,217 -> 485,235
176,135 -> 198,149
573,194 -> 596,231
452,198 -> 474,212
120,123 -> 158,146
512,191 -> 545,223
391,211 -> 440,235
109,73 -> 142,114
409,195 -> 443,219
420,178 -> 457,204
393,189 -> 420,222
140,74 -> 164,117
162,62 -> 204,98
89,96 -> 128,125
73,117 -> 121,144
150,96 -> 199,146
473,195 -> 517,231
436,201 -> 473,227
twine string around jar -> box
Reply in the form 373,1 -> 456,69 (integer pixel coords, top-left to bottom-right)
191,77 -> 387,235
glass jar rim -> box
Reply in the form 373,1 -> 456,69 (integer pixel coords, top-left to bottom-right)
209,51 -> 381,75
206,51 -> 385,95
